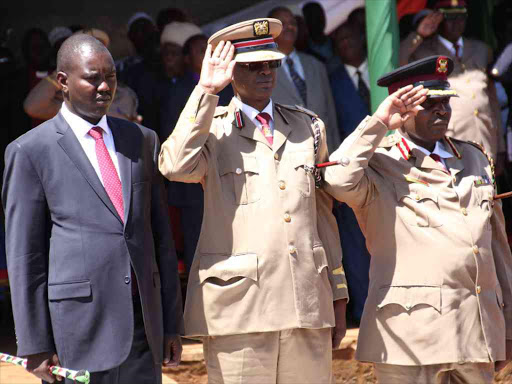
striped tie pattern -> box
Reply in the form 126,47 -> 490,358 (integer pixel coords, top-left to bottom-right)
255,112 -> 273,145
286,57 -> 307,105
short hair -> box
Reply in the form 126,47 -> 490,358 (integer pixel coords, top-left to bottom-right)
57,33 -> 111,73
183,34 -> 207,55
268,6 -> 292,19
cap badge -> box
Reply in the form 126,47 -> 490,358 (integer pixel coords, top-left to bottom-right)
437,57 -> 448,74
253,20 -> 269,36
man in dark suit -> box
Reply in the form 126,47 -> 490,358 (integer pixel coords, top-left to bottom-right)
2,34 -> 183,384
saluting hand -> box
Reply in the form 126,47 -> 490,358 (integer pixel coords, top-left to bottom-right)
417,12 -> 444,39
198,41 -> 236,95
374,85 -> 428,131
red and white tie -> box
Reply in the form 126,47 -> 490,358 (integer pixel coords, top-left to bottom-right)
88,127 -> 124,221
255,112 -> 273,145
430,153 -> 448,173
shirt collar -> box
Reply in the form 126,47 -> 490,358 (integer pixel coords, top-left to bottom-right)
438,35 -> 463,51
399,132 -> 453,159
233,97 -> 274,123
344,59 -> 368,77
61,102 -> 111,138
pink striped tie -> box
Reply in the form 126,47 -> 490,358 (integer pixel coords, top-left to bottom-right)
255,112 -> 273,145
88,127 -> 124,221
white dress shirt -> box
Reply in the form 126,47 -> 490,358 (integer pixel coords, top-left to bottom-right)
438,35 -> 464,58
60,102 -> 122,186
344,59 -> 370,90
233,97 -> 274,134
282,50 -> 306,82
401,132 -> 453,168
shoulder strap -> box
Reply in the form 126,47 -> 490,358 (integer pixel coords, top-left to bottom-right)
467,140 -> 496,189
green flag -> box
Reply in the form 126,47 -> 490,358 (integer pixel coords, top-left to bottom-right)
365,0 -> 400,114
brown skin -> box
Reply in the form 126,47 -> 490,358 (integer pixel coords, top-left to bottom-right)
334,22 -> 366,68
401,96 -> 452,152
161,42 -> 185,79
26,352 -> 62,383
231,62 -> 277,111
272,8 -> 298,55
57,48 -> 117,125
439,16 -> 466,44
185,36 -> 207,75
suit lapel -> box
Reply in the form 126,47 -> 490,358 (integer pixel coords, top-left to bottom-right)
109,118 -> 132,226
56,113 -> 123,224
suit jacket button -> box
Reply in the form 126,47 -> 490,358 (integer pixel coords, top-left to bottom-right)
124,276 -> 131,284
124,233 -> 129,239
476,286 -> 481,294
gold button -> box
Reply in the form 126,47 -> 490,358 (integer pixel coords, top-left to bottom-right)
274,153 -> 279,160
472,245 -> 479,254
289,245 -> 297,254
415,195 -> 420,201
472,93 -> 476,99
235,168 -> 242,175
284,213 -> 291,223
278,181 -> 286,190
466,78 -> 470,84
474,109 -> 479,116
476,286 -> 481,294
452,177 -> 457,183
502,302 -> 505,308
461,208 -> 468,216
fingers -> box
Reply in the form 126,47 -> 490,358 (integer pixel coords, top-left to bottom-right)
212,40 -> 225,59
401,86 -> 428,108
391,84 -> 414,99
219,41 -> 232,62
203,44 -> 212,63
163,340 -> 171,365
226,59 -> 237,80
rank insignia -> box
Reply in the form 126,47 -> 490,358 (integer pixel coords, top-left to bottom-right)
235,109 -> 244,129
436,57 -> 449,74
474,175 -> 491,186
397,138 -> 412,160
253,20 -> 269,36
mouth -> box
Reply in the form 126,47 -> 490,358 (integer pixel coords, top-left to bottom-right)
96,96 -> 111,104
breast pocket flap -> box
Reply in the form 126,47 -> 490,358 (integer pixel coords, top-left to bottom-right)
199,253 -> 258,284
218,156 -> 258,176
395,182 -> 438,204
377,285 -> 441,313
48,280 -> 91,301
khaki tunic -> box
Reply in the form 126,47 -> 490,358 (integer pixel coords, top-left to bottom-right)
401,34 -> 504,161
325,115 -> 512,365
159,86 -> 348,337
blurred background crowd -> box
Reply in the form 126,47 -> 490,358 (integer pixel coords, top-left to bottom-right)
1,0 -> 512,328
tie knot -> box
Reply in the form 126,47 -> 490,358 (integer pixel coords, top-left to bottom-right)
430,153 -> 442,162
256,112 -> 272,126
88,126 -> 104,140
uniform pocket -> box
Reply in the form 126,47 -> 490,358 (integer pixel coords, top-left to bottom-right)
218,156 -> 260,205
291,152 -> 315,198
199,253 -> 258,285
376,285 -> 442,313
395,182 -> 442,227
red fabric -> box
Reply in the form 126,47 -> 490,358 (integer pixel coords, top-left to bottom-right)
255,112 -> 273,145
397,0 -> 427,20
388,73 -> 446,94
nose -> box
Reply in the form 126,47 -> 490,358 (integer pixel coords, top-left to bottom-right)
97,79 -> 110,92
435,101 -> 450,116
259,62 -> 272,75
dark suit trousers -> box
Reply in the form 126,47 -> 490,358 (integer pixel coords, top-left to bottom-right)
45,296 -> 161,384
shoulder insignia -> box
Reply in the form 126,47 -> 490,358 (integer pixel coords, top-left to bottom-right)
466,140 -> 496,189
378,132 -> 400,148
274,103 -> 319,118
443,136 -> 462,159
213,106 -> 228,117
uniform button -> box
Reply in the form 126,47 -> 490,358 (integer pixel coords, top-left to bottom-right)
124,276 -> 131,284
472,245 -> 479,254
274,153 -> 279,160
474,109 -> 479,116
471,92 -> 476,99
461,208 -> 468,216
415,194 -> 420,201
284,213 -> 291,223
340,157 -> 350,167
278,181 -> 286,190
124,233 -> 129,239
502,302 -> 505,308
476,286 -> 481,294
405,304 -> 412,310
235,168 -> 242,175
288,245 -> 297,254
489,193 -> 493,200
452,176 -> 457,183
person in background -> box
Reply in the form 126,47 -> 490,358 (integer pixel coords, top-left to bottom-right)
400,0 -> 505,176
302,2 -> 334,63
329,17 -> 372,326
269,6 -> 340,153
156,8 -> 188,35
116,12 -> 157,81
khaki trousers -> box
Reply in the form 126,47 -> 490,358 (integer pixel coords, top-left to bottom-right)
203,328 -> 332,384
374,362 -> 494,384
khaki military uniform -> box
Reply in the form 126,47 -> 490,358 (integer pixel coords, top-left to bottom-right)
325,115 -> 512,366
401,34 -> 505,161
159,86 -> 348,338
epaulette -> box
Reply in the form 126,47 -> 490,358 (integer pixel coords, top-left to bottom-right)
466,140 -> 496,189
274,103 -> 318,118
213,106 -> 229,117
444,136 -> 462,159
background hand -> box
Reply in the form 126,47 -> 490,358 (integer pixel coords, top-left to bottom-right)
332,299 -> 347,350
26,352 -> 62,382
163,334 -> 183,367
417,12 -> 443,38
374,85 -> 428,130
198,41 -> 236,95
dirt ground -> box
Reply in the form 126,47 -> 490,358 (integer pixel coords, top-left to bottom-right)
164,347 -> 512,384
